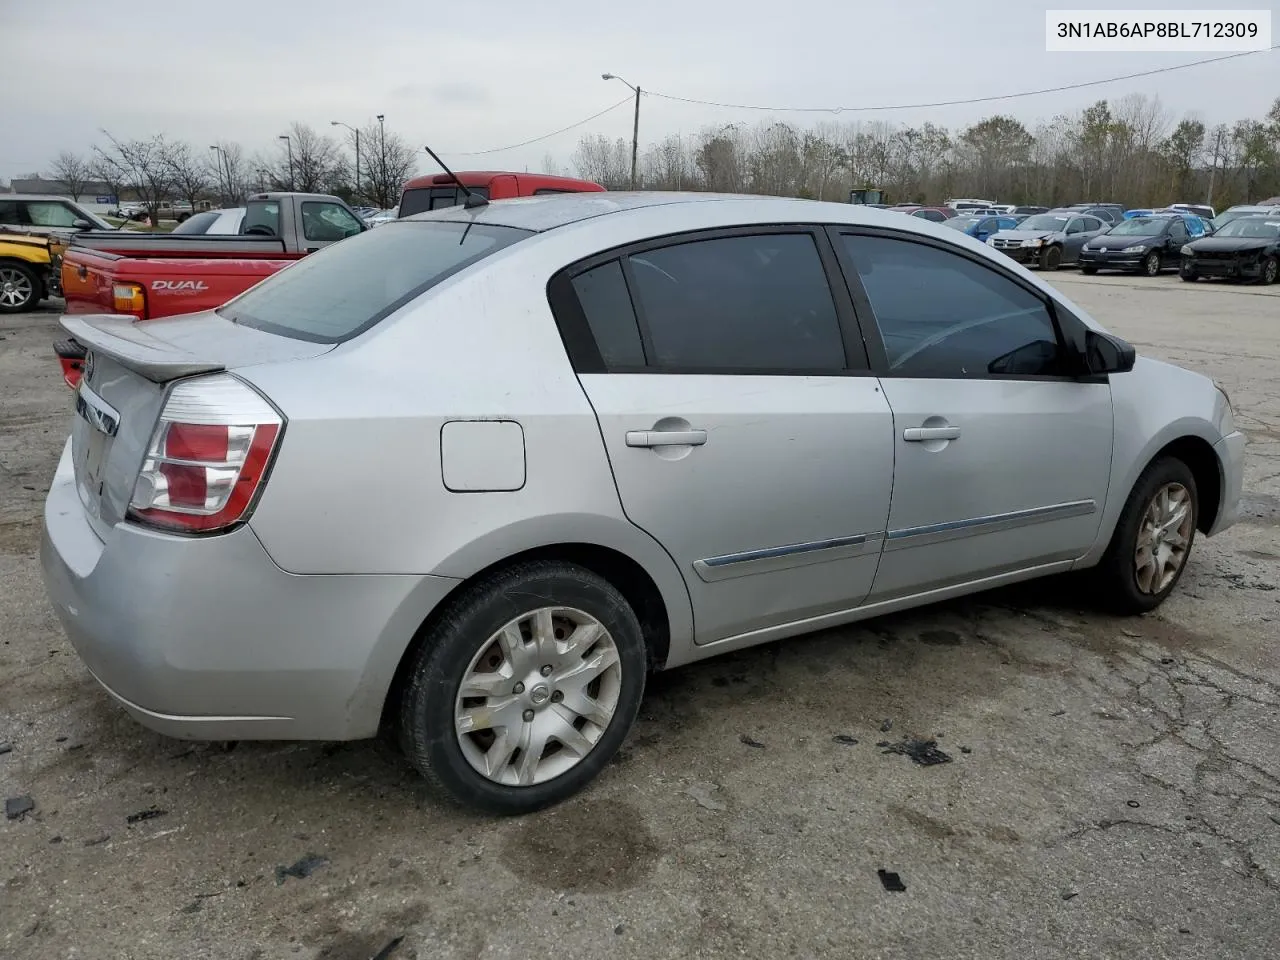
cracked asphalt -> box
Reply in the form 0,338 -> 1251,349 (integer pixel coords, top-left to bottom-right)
2,276 -> 1278,960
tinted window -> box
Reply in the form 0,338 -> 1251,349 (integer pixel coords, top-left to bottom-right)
301,201 -> 363,241
171,211 -> 220,235
841,234 -> 1063,378
625,233 -> 845,372
570,261 -> 645,367
1082,217 -> 1103,231
0,201 -> 20,223
1169,221 -> 1188,241
242,201 -> 279,236
398,185 -> 491,217
914,209 -> 946,222
219,221 -> 531,343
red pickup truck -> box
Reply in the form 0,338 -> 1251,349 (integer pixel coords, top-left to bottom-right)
55,173 -> 604,387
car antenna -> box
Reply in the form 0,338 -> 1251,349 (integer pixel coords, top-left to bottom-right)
423,145 -> 488,209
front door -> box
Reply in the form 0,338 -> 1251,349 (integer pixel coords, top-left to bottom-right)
832,228 -> 1113,601
551,229 -> 896,644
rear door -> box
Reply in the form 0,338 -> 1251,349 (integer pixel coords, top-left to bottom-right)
830,228 -> 1112,601
549,227 -> 895,645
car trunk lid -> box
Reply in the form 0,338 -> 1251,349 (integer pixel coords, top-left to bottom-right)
62,311 -> 331,540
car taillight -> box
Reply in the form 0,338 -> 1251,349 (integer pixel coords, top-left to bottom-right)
113,282 -> 146,315
128,374 -> 283,534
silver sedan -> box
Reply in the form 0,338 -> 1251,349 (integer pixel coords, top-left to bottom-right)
42,193 -> 1245,814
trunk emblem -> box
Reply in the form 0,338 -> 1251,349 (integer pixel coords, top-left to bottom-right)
75,382 -> 120,437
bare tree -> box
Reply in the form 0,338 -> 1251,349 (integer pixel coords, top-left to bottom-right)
210,141 -> 252,204
50,151 -> 92,201
270,123 -> 338,193
164,141 -> 214,217
93,132 -> 174,225
573,134 -> 630,189
360,121 -> 418,208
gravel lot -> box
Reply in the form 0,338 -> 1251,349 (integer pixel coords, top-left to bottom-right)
2,276 -> 1278,960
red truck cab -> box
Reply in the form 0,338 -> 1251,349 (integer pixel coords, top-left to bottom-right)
397,172 -> 604,216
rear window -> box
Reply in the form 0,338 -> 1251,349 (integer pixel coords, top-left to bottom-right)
218,221 -> 531,343
399,185 -> 492,217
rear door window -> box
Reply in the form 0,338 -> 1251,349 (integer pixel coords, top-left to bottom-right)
624,232 -> 846,372
570,261 -> 646,367
24,201 -> 81,227
219,221 -> 531,343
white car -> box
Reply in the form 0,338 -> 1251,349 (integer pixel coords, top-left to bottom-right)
364,207 -> 399,228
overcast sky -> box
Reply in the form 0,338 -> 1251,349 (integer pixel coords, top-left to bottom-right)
2,0 -> 1277,183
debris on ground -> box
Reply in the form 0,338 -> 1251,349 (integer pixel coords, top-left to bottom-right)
6,796 -> 35,820
1062,891 -> 1078,901
126,807 -> 168,824
370,937 -> 404,960
1120,629 -> 1142,638
1051,709 -> 1066,717
275,853 -> 329,884
877,869 -> 907,892
880,719 -> 894,732
832,735 -> 859,746
0,743 -> 13,756
1126,800 -> 1141,808
83,834 -> 110,846
739,734 -> 765,749
683,782 -> 727,811
881,738 -> 953,766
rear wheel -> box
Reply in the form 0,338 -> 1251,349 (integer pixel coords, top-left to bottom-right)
1093,457 -> 1198,614
1142,251 -> 1161,277
398,560 -> 647,815
0,262 -> 41,314
1039,245 -> 1062,270
1260,255 -> 1278,285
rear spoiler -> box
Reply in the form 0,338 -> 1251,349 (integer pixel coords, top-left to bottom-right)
60,315 -> 225,383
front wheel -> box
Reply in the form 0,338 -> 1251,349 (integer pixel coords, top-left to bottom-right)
1039,245 -> 1062,270
1081,265 -> 1098,275
398,560 -> 647,815
1093,457 -> 1198,614
0,261 -> 41,314
1179,263 -> 1198,282
1142,251 -> 1161,277
1260,255 -> 1278,285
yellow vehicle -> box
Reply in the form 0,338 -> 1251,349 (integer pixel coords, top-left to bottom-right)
0,231 -> 62,314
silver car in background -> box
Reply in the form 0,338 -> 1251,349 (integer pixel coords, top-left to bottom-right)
42,193 -> 1244,814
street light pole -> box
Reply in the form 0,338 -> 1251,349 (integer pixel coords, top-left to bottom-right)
330,121 -> 361,202
602,74 -> 640,190
208,145 -> 227,205
375,114 -> 386,206
278,134 -> 295,190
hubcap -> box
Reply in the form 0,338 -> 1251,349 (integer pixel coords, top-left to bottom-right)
1146,254 -> 1159,275
454,606 -> 622,787
0,269 -> 33,307
1134,482 -> 1193,595
1266,261 -> 1277,283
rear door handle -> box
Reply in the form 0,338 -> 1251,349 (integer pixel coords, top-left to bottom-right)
626,429 -> 708,448
903,426 -> 960,442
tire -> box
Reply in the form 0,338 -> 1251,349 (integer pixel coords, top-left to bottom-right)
398,560 -> 647,815
1081,265 -> 1098,275
1260,255 -> 1278,286
1093,457 -> 1198,615
176,213 -> 190,223
1142,251 -> 1161,277
0,261 -> 42,314
1039,245 -> 1062,270
1179,263 -> 1198,282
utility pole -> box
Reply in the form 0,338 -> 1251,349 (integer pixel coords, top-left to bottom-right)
208,145 -> 227,205
376,114 -> 386,206
602,73 -> 641,189
330,121 -> 361,201
278,134 -> 295,190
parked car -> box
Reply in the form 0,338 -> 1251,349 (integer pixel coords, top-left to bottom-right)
365,207 -> 399,227
1079,216 -> 1192,276
1011,206 -> 1049,216
42,193 -> 1245,814
1123,209 -> 1154,219
0,194 -> 116,237
1061,204 -> 1124,225
397,172 -> 603,217
944,197 -> 997,212
987,211 -> 1108,269
885,205 -> 957,222
942,214 -> 1019,242
1179,215 -> 1280,284
0,233 -> 58,313
1212,204 -> 1280,232
1150,211 -> 1211,237
171,207 -> 246,236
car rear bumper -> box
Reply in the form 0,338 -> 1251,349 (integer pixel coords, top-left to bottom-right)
41,439 -> 460,741
1209,430 -> 1246,536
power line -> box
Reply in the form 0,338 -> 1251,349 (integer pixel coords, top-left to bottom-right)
645,44 -> 1280,114
446,96 -> 634,156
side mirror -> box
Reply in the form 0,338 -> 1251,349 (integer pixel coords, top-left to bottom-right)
1085,329 -> 1135,375
72,219 -> 92,230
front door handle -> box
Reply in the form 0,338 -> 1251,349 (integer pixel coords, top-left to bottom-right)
626,429 -> 707,448
903,426 -> 960,442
